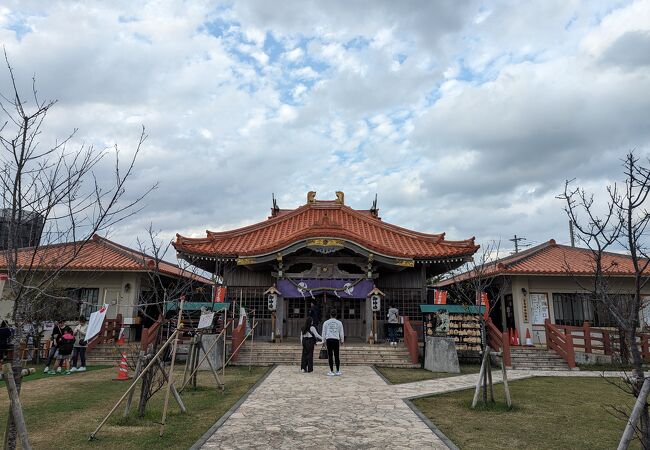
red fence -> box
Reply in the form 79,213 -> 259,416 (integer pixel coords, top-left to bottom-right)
403,316 -> 419,364
486,318 -> 511,368
229,319 -> 246,363
87,314 -> 122,352
140,315 -> 163,351
544,319 -> 576,369
549,320 -> 650,361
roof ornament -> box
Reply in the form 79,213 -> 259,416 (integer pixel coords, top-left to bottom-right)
307,191 -> 316,203
335,191 -> 344,205
370,193 -> 379,218
271,193 -> 280,217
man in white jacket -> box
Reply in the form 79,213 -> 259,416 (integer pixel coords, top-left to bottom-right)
321,308 -> 345,376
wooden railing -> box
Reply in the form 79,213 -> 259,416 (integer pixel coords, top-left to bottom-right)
403,316 -> 419,364
486,318 -> 511,368
552,321 -> 650,360
87,314 -> 123,352
544,319 -> 576,369
140,315 -> 164,351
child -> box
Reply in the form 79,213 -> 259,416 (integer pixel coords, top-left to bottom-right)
51,326 -> 74,375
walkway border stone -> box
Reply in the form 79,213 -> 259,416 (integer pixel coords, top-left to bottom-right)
403,398 -> 460,450
189,365 -> 277,450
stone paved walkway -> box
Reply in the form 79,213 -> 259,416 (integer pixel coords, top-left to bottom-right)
199,366 -> 624,450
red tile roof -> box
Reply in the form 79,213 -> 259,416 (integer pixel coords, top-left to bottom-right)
0,235 -> 211,283
174,200 -> 479,259
435,239 -> 647,286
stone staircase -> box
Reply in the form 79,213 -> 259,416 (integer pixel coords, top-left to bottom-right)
510,347 -> 571,371
86,343 -> 126,365
231,341 -> 418,368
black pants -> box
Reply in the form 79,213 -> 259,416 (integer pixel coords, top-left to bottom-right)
46,346 -> 58,367
71,347 -> 86,368
301,337 -> 316,372
326,339 -> 340,372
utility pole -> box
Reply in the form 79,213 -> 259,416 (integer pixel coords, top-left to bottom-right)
509,235 -> 527,254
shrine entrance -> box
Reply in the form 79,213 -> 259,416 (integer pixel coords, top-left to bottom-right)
285,294 -> 366,339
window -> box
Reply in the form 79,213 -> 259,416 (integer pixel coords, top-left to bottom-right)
552,293 -> 618,327
65,288 -> 99,319
225,287 -> 272,319
379,288 -> 424,319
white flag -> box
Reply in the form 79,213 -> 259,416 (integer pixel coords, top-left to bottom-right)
86,304 -> 109,342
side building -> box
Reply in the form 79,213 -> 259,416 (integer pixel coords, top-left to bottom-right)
173,192 -> 479,341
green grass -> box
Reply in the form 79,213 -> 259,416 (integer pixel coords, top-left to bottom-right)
413,376 -> 637,450
0,364 -> 110,387
376,364 -> 481,384
0,365 -> 269,449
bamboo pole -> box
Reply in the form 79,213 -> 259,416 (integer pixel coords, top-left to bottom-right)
223,321 -> 260,368
123,351 -> 145,418
487,351 -> 494,403
249,312 -> 255,372
199,340 -> 225,390
2,364 -> 31,450
89,330 -> 178,440
159,296 -> 185,436
155,360 -> 186,413
222,313 -> 227,380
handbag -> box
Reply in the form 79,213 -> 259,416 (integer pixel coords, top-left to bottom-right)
318,345 -> 328,360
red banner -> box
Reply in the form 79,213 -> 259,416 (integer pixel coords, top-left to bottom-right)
476,292 -> 489,319
434,290 -> 447,305
213,285 -> 227,303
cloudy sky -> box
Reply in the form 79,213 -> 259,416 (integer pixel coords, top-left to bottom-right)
1,0 -> 649,256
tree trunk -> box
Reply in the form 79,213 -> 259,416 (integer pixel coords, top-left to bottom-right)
137,362 -> 153,417
4,342 -> 23,450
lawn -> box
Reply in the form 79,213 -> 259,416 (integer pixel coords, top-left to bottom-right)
413,376 -> 636,450
0,363 -> 109,387
376,364 -> 481,384
0,364 -> 269,449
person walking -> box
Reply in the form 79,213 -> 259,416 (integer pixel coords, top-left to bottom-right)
308,302 -> 321,327
300,317 -> 323,373
387,305 -> 399,346
71,316 -> 88,372
44,320 -> 65,372
321,308 -> 344,376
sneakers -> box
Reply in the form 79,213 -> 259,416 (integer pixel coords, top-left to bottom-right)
65,370 -> 71,375
56,367 -> 62,374
43,366 -> 49,373
335,371 -> 342,376
47,370 -> 56,375
327,371 -> 336,376
77,367 -> 86,372
70,367 -> 78,372
300,369 -> 305,373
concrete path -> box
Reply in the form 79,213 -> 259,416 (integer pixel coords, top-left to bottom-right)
198,366 -> 624,450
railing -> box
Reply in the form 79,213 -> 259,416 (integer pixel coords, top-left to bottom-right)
87,314 -> 123,352
140,315 -> 164,351
403,316 -> 419,364
544,319 -> 576,369
552,321 -> 650,360
486,318 -> 511,368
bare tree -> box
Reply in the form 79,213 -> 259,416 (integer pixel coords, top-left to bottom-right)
559,152 -> 650,448
0,52 -> 154,448
442,240 -> 512,406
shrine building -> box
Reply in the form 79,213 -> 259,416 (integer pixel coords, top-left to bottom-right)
173,192 -> 479,341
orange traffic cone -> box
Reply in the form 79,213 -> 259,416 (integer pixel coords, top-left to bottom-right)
525,328 -> 533,346
113,352 -> 131,381
514,328 -> 521,346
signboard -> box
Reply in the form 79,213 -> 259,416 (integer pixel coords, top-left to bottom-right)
530,293 -> 549,324
0,273 -> 7,298
276,279 -> 374,299
433,290 -> 447,305
197,312 -> 215,329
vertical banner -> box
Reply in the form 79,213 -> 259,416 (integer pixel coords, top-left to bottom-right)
213,285 -> 227,303
476,292 -> 490,320
86,304 -> 109,342
0,273 -> 7,298
434,290 -> 447,305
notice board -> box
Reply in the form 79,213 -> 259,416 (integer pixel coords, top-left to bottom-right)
530,293 -> 549,324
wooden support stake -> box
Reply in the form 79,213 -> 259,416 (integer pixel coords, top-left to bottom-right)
501,357 -> 512,408
618,377 -> 650,450
182,336 -> 196,390
249,312 -> 255,372
487,353 -> 494,402
156,360 -> 186,413
159,296 -> 185,436
2,364 -> 31,450
179,323 -> 230,393
471,349 -> 489,408
192,337 -> 199,389
199,340 -> 225,390
89,330 -> 178,440
123,351 -> 145,418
